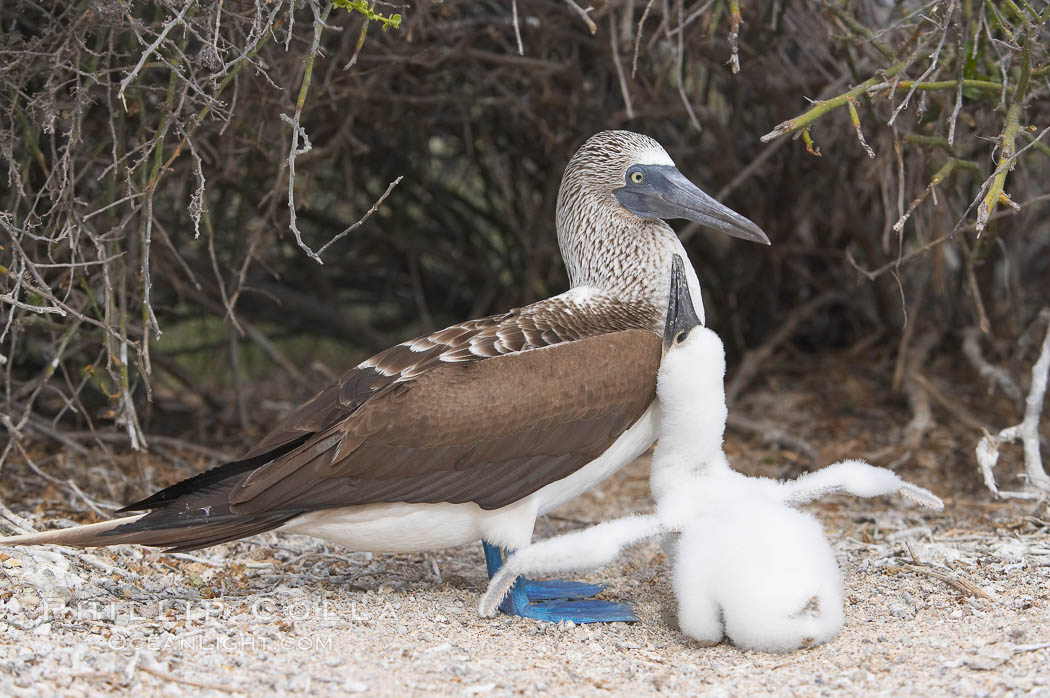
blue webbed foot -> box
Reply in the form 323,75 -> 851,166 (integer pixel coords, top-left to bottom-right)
523,579 -> 605,602
482,541 -> 636,623
500,577 -> 638,622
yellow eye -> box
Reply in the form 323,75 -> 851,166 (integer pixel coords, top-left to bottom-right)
674,330 -> 688,345
630,171 -> 644,184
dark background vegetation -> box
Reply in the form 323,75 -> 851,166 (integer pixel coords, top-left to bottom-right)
1,0 -> 1048,499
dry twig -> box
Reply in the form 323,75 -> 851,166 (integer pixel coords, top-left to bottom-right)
904,562 -> 994,600
977,309 -> 1050,497
564,0 -> 597,34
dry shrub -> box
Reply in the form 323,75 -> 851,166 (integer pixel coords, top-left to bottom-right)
1,0 -> 1047,466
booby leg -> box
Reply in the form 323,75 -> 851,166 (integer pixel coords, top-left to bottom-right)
479,517 -> 668,622
481,541 -> 637,623
483,542 -> 603,601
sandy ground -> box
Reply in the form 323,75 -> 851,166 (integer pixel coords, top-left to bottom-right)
1,450 -> 1049,698
2,359 -> 1049,697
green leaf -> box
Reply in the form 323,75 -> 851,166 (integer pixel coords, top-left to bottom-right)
333,0 -> 402,30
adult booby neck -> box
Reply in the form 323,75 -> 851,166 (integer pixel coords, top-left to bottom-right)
0,131 -> 767,624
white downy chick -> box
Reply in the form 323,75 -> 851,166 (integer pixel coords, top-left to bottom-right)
652,270 -> 941,651
651,306 -> 845,651
478,255 -> 943,654
649,257 -> 941,651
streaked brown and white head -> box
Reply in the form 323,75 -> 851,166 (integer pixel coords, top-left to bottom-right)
556,131 -> 767,311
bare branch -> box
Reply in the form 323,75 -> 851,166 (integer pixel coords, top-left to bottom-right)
315,176 -> 404,258
962,327 -> 1023,401
633,0 -> 657,77
512,0 -> 524,56
564,0 -> 597,35
117,0 -> 195,110
609,11 -> 635,119
977,21 -> 1040,234
283,2 -> 332,265
977,309 -> 1050,497
888,1 -> 955,126
675,0 -> 702,131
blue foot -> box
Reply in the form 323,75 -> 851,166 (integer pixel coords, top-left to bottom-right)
523,579 -> 605,602
482,541 -> 636,623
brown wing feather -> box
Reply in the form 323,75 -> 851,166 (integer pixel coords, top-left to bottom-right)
228,328 -> 660,512
100,295 -> 660,545
242,296 -> 654,461
240,316 -> 507,458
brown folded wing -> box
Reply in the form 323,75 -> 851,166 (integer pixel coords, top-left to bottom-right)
108,296 -> 660,549
229,328 -> 660,512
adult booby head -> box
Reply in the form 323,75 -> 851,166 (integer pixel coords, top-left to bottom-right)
0,134 -> 766,625
556,131 -> 767,311
558,131 -> 768,245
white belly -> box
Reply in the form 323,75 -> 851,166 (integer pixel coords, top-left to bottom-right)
529,401 -> 659,516
280,402 -> 659,552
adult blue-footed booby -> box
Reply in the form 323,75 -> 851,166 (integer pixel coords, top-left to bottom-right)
0,131 -> 768,623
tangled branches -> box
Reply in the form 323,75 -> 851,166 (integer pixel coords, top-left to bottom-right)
0,0 -> 1048,480
761,0 -> 1050,242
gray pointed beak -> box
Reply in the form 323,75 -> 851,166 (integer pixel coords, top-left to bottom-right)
614,165 -> 770,245
663,255 -> 704,351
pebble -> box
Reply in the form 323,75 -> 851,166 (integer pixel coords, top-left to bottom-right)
889,603 -> 913,618
424,642 -> 452,655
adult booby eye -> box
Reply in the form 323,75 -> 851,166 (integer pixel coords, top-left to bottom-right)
613,163 -> 770,245
674,330 -> 688,345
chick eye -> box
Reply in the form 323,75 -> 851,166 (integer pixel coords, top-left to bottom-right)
629,170 -> 645,184
674,330 -> 688,345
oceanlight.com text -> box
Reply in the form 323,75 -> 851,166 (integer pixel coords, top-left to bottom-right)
107,633 -> 335,652
37,598 -> 400,624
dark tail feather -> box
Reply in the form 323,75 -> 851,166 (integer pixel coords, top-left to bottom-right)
4,437 -> 312,551
102,500 -> 300,552
0,511 -> 299,551
155,515 -> 299,553
118,434 -> 311,512
3,477 -> 301,551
